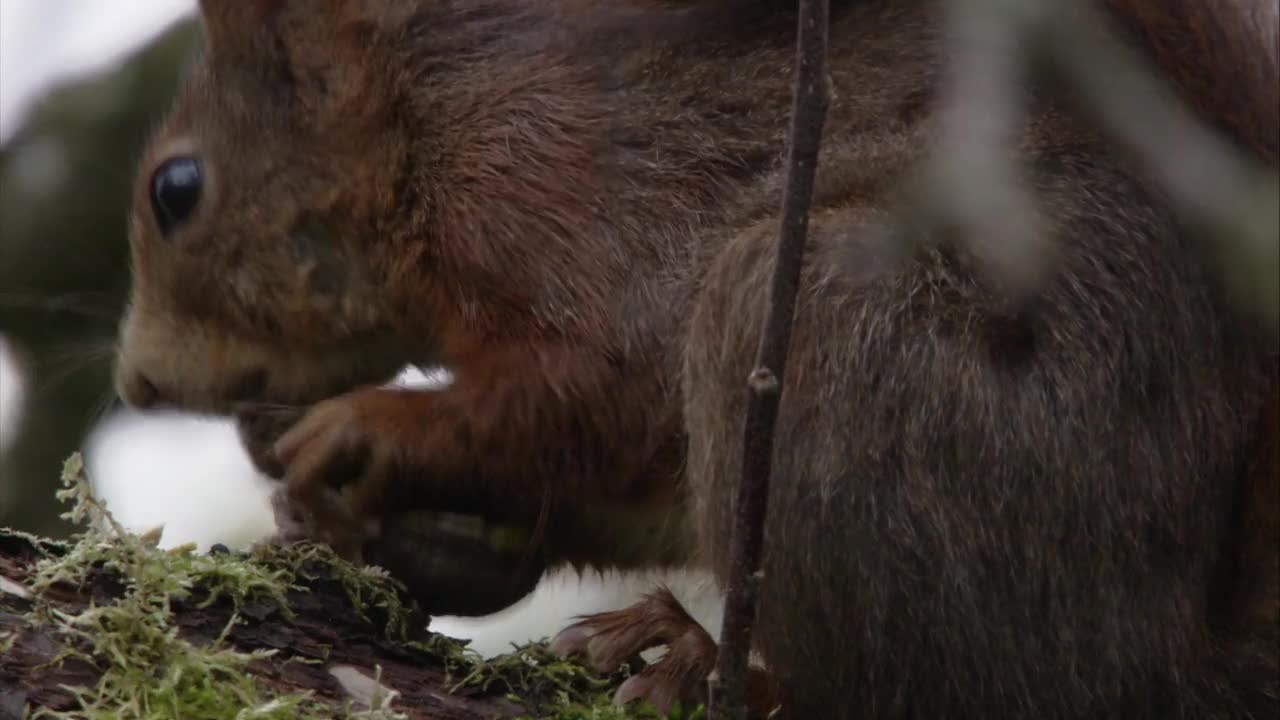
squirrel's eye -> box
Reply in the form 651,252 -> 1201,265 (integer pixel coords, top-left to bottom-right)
150,156 -> 203,236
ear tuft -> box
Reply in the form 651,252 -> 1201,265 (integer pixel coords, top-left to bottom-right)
196,0 -> 288,59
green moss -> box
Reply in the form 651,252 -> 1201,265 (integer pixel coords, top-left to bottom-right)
30,458 -> 297,618
253,540 -> 416,642
19,454 -> 413,719
448,639 -> 705,720
12,454 -> 701,719
30,598 -> 318,719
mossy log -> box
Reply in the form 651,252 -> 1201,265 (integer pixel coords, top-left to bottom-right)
0,457 -> 670,720
0,528 -> 536,720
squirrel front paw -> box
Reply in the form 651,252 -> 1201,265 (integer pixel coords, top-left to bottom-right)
236,402 -> 305,479
270,387 -> 407,541
245,387 -> 548,615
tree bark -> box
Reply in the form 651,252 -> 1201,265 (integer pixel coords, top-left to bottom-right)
0,529 -> 530,720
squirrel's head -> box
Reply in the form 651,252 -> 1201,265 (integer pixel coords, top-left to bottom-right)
115,0 -> 422,414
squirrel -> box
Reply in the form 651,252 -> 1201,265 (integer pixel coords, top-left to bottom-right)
113,0 -> 1278,717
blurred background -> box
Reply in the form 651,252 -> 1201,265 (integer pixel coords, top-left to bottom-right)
0,0 -> 721,657
1,0 -> 201,537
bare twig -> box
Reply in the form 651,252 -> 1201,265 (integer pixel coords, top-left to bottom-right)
706,1 -> 830,719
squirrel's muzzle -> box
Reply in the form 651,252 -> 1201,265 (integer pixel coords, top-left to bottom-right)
114,363 -> 169,411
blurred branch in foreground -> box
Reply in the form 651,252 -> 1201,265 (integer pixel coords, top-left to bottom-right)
921,0 -> 1278,333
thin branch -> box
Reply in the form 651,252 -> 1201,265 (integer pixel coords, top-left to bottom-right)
706,1 -> 830,719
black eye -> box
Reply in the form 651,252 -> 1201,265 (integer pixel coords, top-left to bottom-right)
150,156 -> 203,236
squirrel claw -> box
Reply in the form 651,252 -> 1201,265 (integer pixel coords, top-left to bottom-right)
272,389 -> 404,537
235,403 -> 306,478
247,388 -> 419,563
551,587 -> 717,714
547,623 -> 600,668
613,662 -> 702,715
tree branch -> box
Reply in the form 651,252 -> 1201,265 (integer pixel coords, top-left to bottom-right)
707,1 -> 830,718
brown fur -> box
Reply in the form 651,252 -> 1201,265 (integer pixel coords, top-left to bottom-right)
1102,0 -> 1278,163
115,0 -> 1278,717
1233,361 -> 1280,628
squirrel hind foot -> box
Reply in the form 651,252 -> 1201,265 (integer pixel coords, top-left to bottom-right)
550,586 -> 717,713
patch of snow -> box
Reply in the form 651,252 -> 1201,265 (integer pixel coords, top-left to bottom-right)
429,566 -> 724,659
0,336 -> 25,452
83,408 -> 278,552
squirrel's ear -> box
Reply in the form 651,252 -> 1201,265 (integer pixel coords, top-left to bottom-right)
196,0 -> 288,61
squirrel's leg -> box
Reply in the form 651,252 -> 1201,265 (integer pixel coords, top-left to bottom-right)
262,343 -> 674,506
238,335 -> 685,614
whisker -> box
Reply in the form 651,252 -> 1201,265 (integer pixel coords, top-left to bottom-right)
19,338 -> 119,403
0,291 -> 124,320
81,387 -> 124,439
39,339 -> 117,371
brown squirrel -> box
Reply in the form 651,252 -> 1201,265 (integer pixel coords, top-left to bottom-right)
113,0 -> 1279,717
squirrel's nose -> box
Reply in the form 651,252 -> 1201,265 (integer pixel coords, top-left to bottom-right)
128,373 -> 162,409
114,366 -> 170,411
